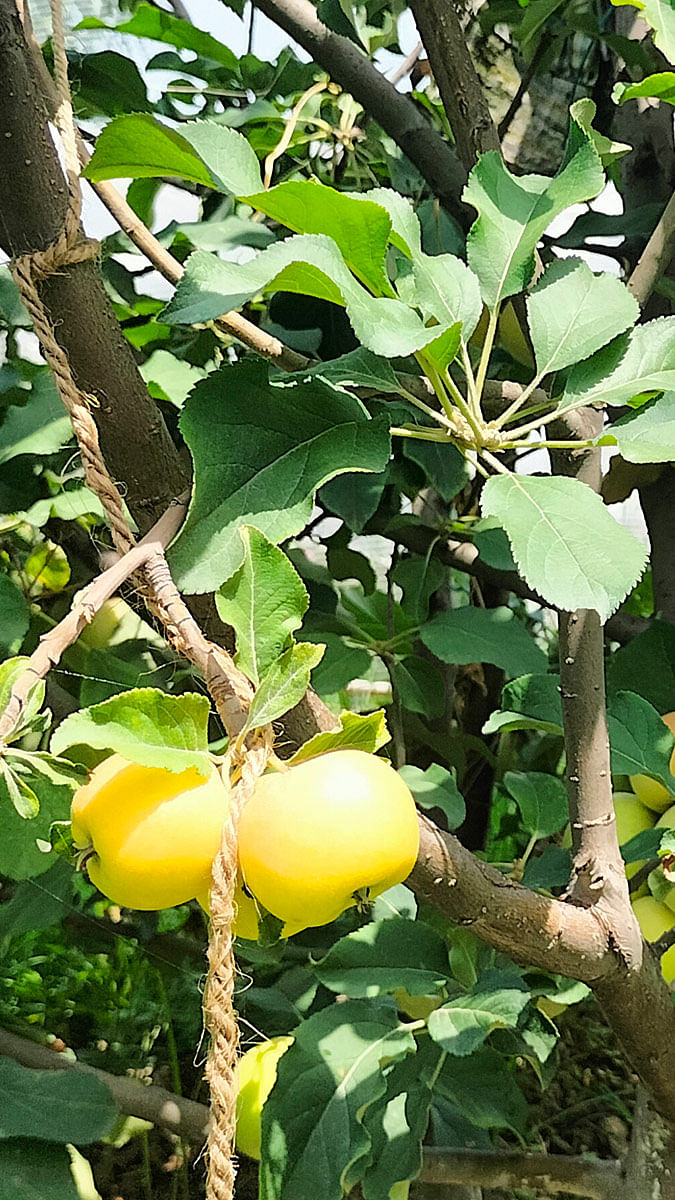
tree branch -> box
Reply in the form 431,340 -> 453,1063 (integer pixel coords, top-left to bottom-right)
251,0 -> 469,217
419,1147 -> 623,1199
627,190 -> 675,309
408,0 -> 500,170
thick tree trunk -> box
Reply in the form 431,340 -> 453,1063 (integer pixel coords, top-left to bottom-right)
0,0 -> 187,533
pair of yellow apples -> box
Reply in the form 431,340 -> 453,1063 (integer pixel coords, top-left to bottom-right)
70,749 -> 420,935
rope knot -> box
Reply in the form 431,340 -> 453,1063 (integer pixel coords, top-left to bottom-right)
15,227 -> 100,281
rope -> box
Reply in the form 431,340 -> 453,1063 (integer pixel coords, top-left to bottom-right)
204,733 -> 273,1199
11,3 -> 264,1196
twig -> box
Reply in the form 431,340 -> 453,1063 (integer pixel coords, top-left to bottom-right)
628,857 -> 661,895
653,926 -> 675,956
252,0 -> 469,217
627,191 -> 675,309
408,0 -> 500,170
389,38 -> 423,87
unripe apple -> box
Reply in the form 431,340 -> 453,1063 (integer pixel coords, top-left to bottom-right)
71,754 -> 230,910
235,1036 -> 293,1160
632,896 -> 675,985
238,751 -> 419,928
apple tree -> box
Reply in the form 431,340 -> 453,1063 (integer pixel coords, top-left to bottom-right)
0,0 -> 674,1197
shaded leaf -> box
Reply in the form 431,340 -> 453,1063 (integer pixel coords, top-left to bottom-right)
315,918 -> 451,998
398,763 -> 465,829
503,771 -> 569,838
428,986 -> 529,1056
245,643 -> 324,731
0,1058 -> 116,1142
420,605 -> 547,676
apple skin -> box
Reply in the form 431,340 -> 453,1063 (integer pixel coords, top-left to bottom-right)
198,878 -> 304,940
238,751 -> 419,928
71,754 -> 230,910
632,896 -> 675,986
235,1036 -> 293,1160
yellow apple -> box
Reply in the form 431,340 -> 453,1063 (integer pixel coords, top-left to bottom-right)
235,1036 -> 293,1160
71,754 -> 230,910
238,751 -> 419,928
198,876 -> 304,940
632,896 -> 675,985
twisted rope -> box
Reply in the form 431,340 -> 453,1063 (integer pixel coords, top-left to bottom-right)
205,734 -> 273,1199
11,3 -> 265,1195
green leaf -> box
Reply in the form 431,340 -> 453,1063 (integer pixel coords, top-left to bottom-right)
243,181 -> 394,297
610,0 -> 675,62
482,673 -> 563,736
315,919 -> 451,998
162,240 -> 455,359
391,656 -> 446,720
0,374 -> 72,465
436,1047 -> 528,1132
360,1050 -> 433,1200
320,469 -> 389,534
393,556 -> 445,624
398,763 -> 466,829
0,657 -> 46,741
245,643 -> 324,731
569,98 -> 632,165
141,349 -> 207,408
289,710 -> 390,764
0,861 -> 72,940
563,317 -> 675,409
521,845 -> 572,890
296,348 -> 400,394
428,985 -> 530,1057
614,72 -> 675,105
168,361 -> 391,593
464,116 -> 604,309
503,771 -> 569,838
216,528 -> 308,686
420,605 -> 547,676
2,761 -> 39,818
412,251 -> 482,342
0,574 -> 29,655
50,688 -> 212,774
80,3 -> 241,66
607,690 -> 675,791
402,439 -> 469,502
601,393 -> 675,463
85,116 -> 261,193
71,50 -> 151,117
526,258 -> 638,377
23,487 -> 106,528
24,542 -> 70,593
607,621 -> 675,713
0,1141 -> 80,1200
480,474 -> 648,623
0,1058 -> 116,1142
0,773 -> 72,880
260,1000 -> 416,1200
